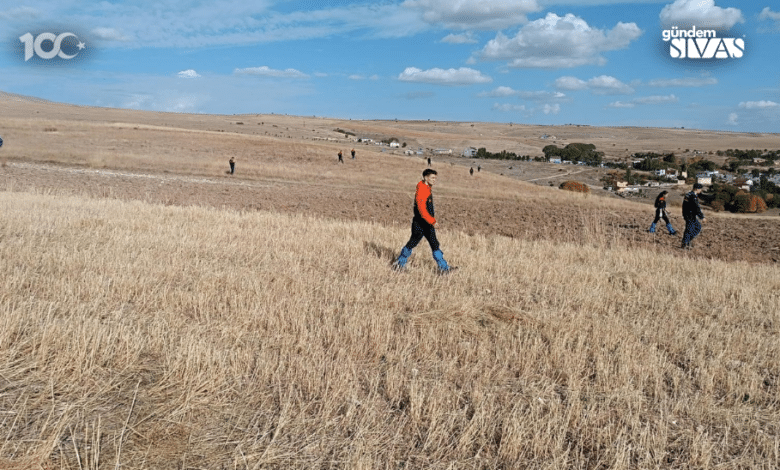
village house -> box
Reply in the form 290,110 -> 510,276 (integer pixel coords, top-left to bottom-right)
734,178 -> 753,191
463,147 -> 477,157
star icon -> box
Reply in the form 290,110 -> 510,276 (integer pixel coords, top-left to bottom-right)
77,41 -> 86,50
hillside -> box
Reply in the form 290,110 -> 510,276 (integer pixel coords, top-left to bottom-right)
2,93 -> 780,264
1,93 -> 780,467
1,190 -> 778,469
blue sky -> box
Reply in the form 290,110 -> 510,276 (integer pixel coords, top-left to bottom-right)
1,0 -> 779,132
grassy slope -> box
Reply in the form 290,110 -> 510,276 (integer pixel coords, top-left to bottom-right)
1,191 -> 778,469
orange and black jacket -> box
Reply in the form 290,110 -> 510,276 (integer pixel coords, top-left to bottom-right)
413,180 -> 436,225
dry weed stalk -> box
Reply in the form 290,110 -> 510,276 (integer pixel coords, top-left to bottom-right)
0,190 -> 778,469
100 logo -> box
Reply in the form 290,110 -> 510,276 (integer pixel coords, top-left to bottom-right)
19,32 -> 85,61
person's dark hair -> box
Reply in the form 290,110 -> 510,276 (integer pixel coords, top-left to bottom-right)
654,190 -> 668,208
693,183 -> 704,190
422,169 -> 437,178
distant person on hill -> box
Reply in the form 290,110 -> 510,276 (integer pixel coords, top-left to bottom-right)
648,190 -> 676,235
338,150 -> 344,163
0,135 -> 4,148
681,183 -> 706,249
393,169 -> 456,274
469,167 -> 474,176
229,157 -> 235,175
351,148 -> 356,159
477,165 -> 480,172
427,157 -> 431,167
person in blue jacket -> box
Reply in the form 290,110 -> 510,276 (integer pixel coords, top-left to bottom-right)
681,183 -> 706,249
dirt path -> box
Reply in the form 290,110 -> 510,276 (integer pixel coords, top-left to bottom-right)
2,161 -> 779,265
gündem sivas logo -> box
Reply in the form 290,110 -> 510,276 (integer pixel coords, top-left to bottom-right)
662,26 -> 744,59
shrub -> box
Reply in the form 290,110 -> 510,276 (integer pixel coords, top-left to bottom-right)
559,181 -> 590,193
710,200 -> 725,212
733,194 -> 768,213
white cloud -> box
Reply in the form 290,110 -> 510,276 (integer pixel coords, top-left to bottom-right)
441,32 -> 479,44
122,93 -> 201,113
493,103 -> 527,112
554,76 -> 587,90
727,113 -> 739,125
759,7 -> 780,22
480,86 -> 520,97
659,0 -> 744,29
739,101 -> 779,109
607,101 -> 636,108
633,94 -> 678,104
648,77 -> 717,87
402,0 -> 540,30
542,103 -> 560,114
178,69 -> 201,79
398,67 -> 492,85
520,90 -> 566,100
608,94 -> 678,107
348,74 -> 381,80
234,66 -> 308,79
2,1 -> 427,48
476,13 -> 642,68
91,27 -> 130,42
0,6 -> 41,20
480,87 -> 566,100
554,75 -> 633,94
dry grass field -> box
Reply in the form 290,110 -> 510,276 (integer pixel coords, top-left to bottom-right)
1,93 -> 780,469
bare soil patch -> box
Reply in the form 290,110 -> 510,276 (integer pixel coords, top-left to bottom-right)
2,93 -> 780,265
3,160 -> 779,265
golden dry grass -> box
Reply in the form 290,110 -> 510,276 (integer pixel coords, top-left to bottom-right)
1,189 -> 778,469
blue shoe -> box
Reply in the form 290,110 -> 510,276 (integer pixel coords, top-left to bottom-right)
647,223 -> 656,233
432,250 -> 451,272
393,247 -> 412,270
666,223 -> 676,235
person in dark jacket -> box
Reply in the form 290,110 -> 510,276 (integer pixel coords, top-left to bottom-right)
393,169 -> 455,273
648,190 -> 676,234
681,183 -> 706,249
229,157 -> 235,174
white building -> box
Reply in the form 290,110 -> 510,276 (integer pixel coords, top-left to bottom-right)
463,147 -> 477,157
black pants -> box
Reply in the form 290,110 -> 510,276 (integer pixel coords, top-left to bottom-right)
404,217 -> 440,252
652,208 -> 670,225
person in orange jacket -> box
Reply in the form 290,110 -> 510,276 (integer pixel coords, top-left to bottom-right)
393,169 -> 455,273
648,190 -> 676,234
